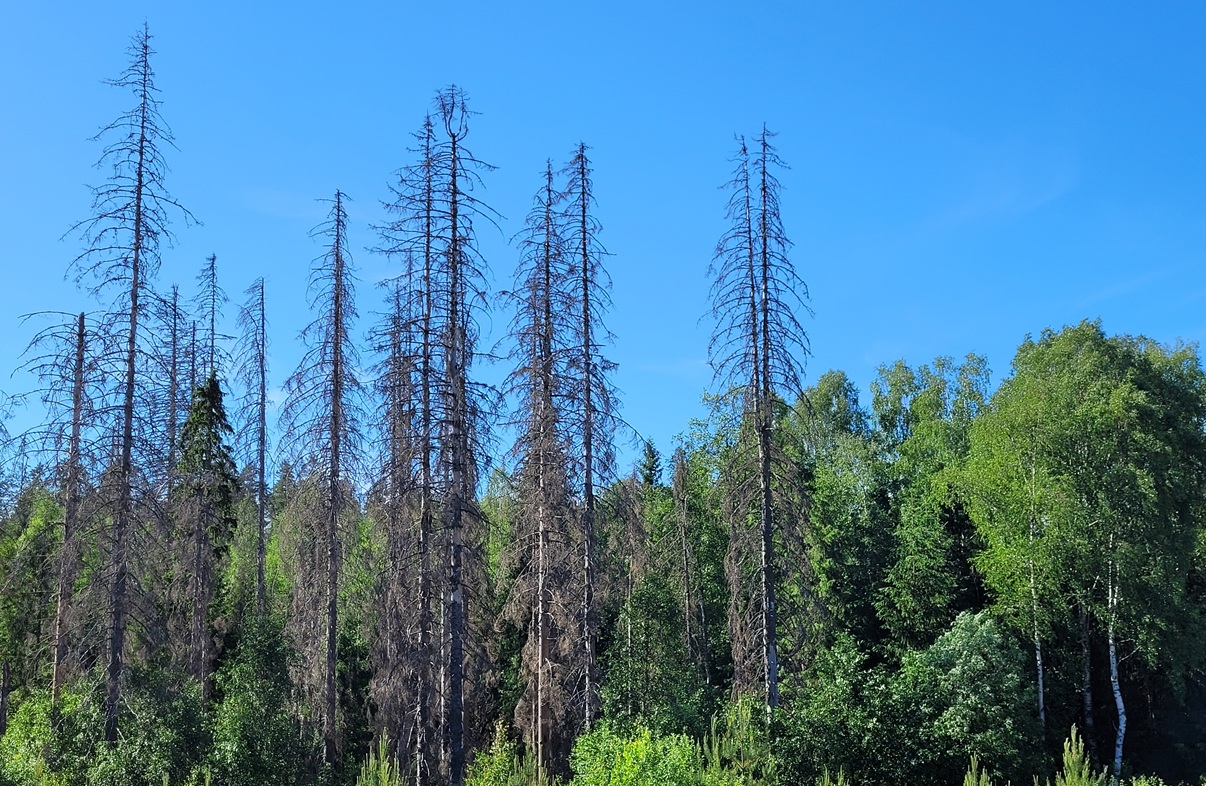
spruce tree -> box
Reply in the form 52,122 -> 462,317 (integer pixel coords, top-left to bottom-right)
708,128 -> 810,710
280,190 -> 363,771
66,25 -> 195,741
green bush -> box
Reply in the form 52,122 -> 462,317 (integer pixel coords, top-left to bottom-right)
355,734 -> 401,786
85,667 -> 209,786
569,725 -> 700,786
207,617 -> 303,786
778,613 -> 1040,786
1047,728 -> 1107,786
0,668 -> 208,786
0,685 -> 100,786
466,722 -> 540,786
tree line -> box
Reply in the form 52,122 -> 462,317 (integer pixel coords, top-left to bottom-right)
1,24 -> 1205,786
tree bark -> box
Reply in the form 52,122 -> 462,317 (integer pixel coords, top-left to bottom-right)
52,313 -> 87,703
757,134 -> 779,710
1,662 -> 9,736
1108,565 -> 1126,781
323,191 -> 347,770
1080,603 -> 1099,764
105,90 -> 146,743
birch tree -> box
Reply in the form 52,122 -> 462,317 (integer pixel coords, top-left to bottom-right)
964,321 -> 1206,779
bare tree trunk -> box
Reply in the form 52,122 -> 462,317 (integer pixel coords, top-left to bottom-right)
253,285 -> 268,615
52,313 -> 87,703
166,287 -> 181,497
537,494 -> 549,773
445,125 -> 468,786
757,134 -> 779,711
323,191 -> 348,770
1033,608 -> 1046,735
1108,564 -> 1126,782
106,138 -> 143,743
576,148 -> 599,731
191,498 -> 211,696
413,132 -> 438,785
1080,603 -> 1099,764
1,662 -> 9,736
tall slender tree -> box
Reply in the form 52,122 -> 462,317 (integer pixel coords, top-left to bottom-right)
195,253 -> 229,377
559,143 -> 618,730
19,311 -> 107,702
707,127 -> 810,710
502,162 -> 577,776
66,25 -> 194,742
281,190 -> 363,771
176,371 -> 237,695
373,112 -> 447,783
432,87 -> 496,786
364,278 -> 422,768
234,277 -> 270,614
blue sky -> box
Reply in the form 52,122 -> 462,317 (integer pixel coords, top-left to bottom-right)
3,2 -> 1206,472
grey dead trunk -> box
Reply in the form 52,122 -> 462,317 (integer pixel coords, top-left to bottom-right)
52,313 -> 87,703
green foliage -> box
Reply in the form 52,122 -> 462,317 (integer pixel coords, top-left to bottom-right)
796,372 -> 892,647
354,733 -> 401,786
873,356 -> 988,651
177,372 -> 239,549
963,757 -> 994,786
207,617 -> 302,786
700,699 -> 775,786
778,613 -> 1039,786
1047,728 -> 1107,786
467,722 -> 541,786
0,481 -> 61,696
569,725 -> 699,786
817,770 -> 852,786
85,667 -> 209,786
776,636 -> 900,786
601,570 -> 713,737
1127,778 -> 1170,786
894,611 -> 1040,785
0,684 -> 100,786
0,669 -> 208,786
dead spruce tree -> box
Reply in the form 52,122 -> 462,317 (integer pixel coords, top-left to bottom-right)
194,253 -> 230,378
66,24 -> 195,742
560,143 -> 618,730
373,88 -> 495,786
707,128 -> 810,711
19,311 -> 110,702
372,112 -> 450,781
280,191 -> 364,770
234,277 -> 270,613
502,162 -> 578,777
432,87 -> 497,786
364,278 -> 421,763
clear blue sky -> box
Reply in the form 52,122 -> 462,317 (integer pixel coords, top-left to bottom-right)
3,2 -> 1206,472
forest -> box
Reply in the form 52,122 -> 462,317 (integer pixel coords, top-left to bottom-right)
2,24 -> 1206,786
